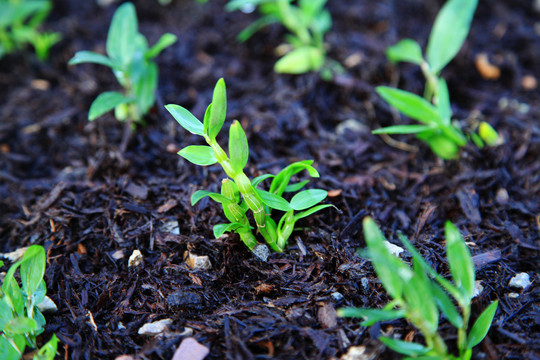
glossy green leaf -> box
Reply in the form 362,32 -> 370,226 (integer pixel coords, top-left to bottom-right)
467,300 -> 498,348
290,189 -> 327,211
213,222 -> 247,238
284,180 -> 309,192
106,2 -> 138,66
426,0 -> 478,73
376,87 -> 442,125
274,46 -> 324,74
294,204 -> 333,221
379,336 -> 430,356
165,104 -> 204,136
4,317 -> 37,334
191,190 -> 228,205
445,221 -> 475,302
270,160 -> 318,196
430,282 -> 463,328
134,62 -> 158,116
372,124 -> 435,135
20,245 -> 46,296
35,334 -> 59,360
229,120 -> 249,174
237,15 -> 279,42
338,308 -> 406,326
386,39 -> 423,65
425,134 -> 459,160
68,50 -> 114,68
256,190 -> 292,211
436,79 -> 452,125
478,121 -> 499,146
146,33 -> 177,59
252,174 -> 275,187
207,78 -> 227,140
221,179 -> 240,203
89,91 -> 131,121
178,145 -> 218,166
0,334 -> 24,360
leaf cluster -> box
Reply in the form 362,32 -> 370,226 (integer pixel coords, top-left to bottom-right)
374,0 -> 499,159
0,245 -> 58,360
0,0 -> 61,61
166,78 -> 332,252
339,218 -> 498,360
226,0 -> 336,77
69,2 -> 177,123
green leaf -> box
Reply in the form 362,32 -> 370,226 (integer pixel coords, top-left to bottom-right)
4,317 -> 38,334
146,33 -> 177,59
274,46 -> 325,74
35,334 -> 59,360
0,334 -> 24,360
290,189 -> 327,211
68,51 -> 114,68
89,92 -> 131,121
270,160 -> 318,196
284,180 -> 309,192
379,336 -> 430,357
386,39 -> 424,65
207,78 -> 227,140
191,190 -> 228,205
478,121 -> 499,146
106,2 -> 138,67
430,282 -> 463,328
425,134 -> 459,160
252,174 -> 275,187
229,120 -> 249,174
445,221 -> 475,302
294,204 -> 333,220
213,223 -> 247,238
256,190 -> 292,211
337,308 -> 406,326
376,86 -> 442,125
467,300 -> 498,349
178,145 -> 218,166
437,78 -> 452,125
20,245 -> 46,296
165,104 -> 204,136
134,62 -> 158,116
237,15 -> 279,42
426,0 -> 478,73
372,124 -> 435,135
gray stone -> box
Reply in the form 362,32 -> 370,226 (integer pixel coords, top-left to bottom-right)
37,296 -> 58,313
167,290 -> 202,308
252,244 -> 269,262
138,318 -> 172,336
171,337 -> 209,360
509,273 -> 531,289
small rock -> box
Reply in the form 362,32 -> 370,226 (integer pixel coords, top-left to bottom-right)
318,303 -> 338,328
118,322 -> 126,331
138,318 -> 173,336
336,119 -> 368,137
496,188 -> 509,205
162,220 -> 180,235
361,278 -> 369,292
167,290 -> 202,308
128,249 -> 143,267
252,244 -> 269,262
0,247 -> 29,262
171,337 -> 209,360
475,53 -> 501,80
178,327 -> 194,337
472,281 -> 484,298
341,345 -> 369,360
184,252 -> 212,271
331,292 -> 344,301
384,241 -> 404,256
111,249 -> 125,260
521,75 -> 538,90
115,356 -> 135,360
509,273 -> 531,289
37,296 -> 58,314
508,292 -> 520,298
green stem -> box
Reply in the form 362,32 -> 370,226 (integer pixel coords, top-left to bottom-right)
458,305 -> 471,356
420,61 -> 439,104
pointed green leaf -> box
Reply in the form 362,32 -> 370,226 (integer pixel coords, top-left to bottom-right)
372,124 -> 435,135
68,51 -> 114,68
165,104 -> 204,136
290,189 -> 327,211
191,190 -> 229,205
437,79 -> 452,125
252,174 -> 275,187
445,221 -> 475,302
146,33 -> 177,59
20,245 -> 46,296
236,15 -> 279,42
4,317 -> 38,334
213,223 -> 248,238
134,62 -> 158,116
467,300 -> 498,349
478,121 -> 499,146
386,39 -> 424,65
425,134 -> 460,160
106,2 -> 138,66
256,190 -> 292,211
36,334 -> 59,360
430,282 -> 463,328
207,78 -> 227,139
294,204 -> 333,221
229,120 -> 249,174
376,86 -> 442,125
0,333 -> 25,360
379,336 -> 430,357
338,308 -> 406,326
178,145 -> 218,166
284,180 -> 310,192
426,0 -> 478,73
89,91 -> 131,121
274,46 -> 324,74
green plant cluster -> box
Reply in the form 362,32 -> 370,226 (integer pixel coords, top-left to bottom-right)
166,78 -> 332,252
339,218 -> 498,360
0,245 -> 58,360
0,0 -> 61,61
69,2 -> 177,124
373,0 -> 499,159
226,0 -> 335,76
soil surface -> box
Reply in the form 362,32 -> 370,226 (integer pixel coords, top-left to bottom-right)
1,0 -> 539,359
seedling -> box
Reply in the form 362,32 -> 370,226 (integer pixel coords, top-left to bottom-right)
226,0 -> 339,78
0,0 -> 61,61
0,245 -> 59,359
339,218 -> 498,360
374,0 -> 499,159
166,78 -> 332,252
69,2 -> 177,126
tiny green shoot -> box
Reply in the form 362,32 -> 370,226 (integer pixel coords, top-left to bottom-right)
338,217 -> 498,360
374,0 -> 500,159
0,0 -> 61,61
69,2 -> 177,126
0,245 -> 59,360
226,0 -> 340,78
166,78 -> 332,252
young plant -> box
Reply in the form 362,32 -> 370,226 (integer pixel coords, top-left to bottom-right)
373,0 -> 499,159
166,78 -> 332,252
338,217 -> 498,360
0,0 -> 61,61
69,2 -> 177,126
0,245 -> 59,360
226,0 -> 338,78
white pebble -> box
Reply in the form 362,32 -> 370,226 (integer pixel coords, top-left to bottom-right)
138,318 -> 172,336
37,296 -> 58,313
384,241 -> 404,257
128,249 -> 143,267
509,273 -> 531,289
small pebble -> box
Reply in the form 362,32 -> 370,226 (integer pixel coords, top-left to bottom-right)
185,252 -> 212,271
341,345 -> 370,360
361,277 -> 369,292
128,249 -> 143,267
472,281 -> 484,298
162,220 -> 180,235
384,241 -> 404,257
496,188 -> 509,205
0,247 -> 29,262
475,53 -> 501,80
331,292 -> 344,301
167,290 -> 202,308
172,337 -> 209,360
138,318 -> 172,336
252,244 -> 270,262
509,273 -> 531,289
37,296 -> 58,314
521,75 -> 538,90
508,293 -> 520,298
336,119 -> 368,137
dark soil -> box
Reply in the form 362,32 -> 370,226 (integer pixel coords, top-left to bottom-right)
1,0 -> 539,359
